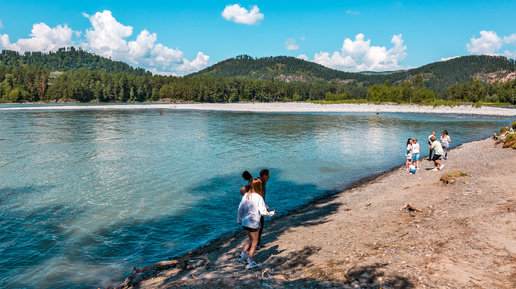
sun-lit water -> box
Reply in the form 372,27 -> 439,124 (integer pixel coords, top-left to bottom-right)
0,106 -> 512,288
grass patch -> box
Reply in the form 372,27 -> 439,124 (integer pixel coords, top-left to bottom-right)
440,171 -> 469,185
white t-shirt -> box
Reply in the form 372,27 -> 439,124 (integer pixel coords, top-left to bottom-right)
411,143 -> 420,153
237,192 -> 275,229
440,135 -> 450,146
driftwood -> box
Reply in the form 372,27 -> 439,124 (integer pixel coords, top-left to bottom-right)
114,256 -> 210,289
400,202 -> 422,212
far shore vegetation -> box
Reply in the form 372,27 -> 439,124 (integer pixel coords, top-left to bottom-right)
1,48 -> 516,106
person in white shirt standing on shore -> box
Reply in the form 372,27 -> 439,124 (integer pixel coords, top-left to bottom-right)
439,130 -> 452,160
236,178 -> 276,269
411,138 -> 421,169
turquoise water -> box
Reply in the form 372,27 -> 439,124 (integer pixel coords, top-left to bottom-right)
0,106 -> 511,288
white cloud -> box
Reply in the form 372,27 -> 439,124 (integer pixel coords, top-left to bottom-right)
285,39 -> 299,51
441,56 -> 460,62
222,4 -> 264,25
0,10 -> 208,75
0,23 -> 73,52
346,10 -> 361,15
313,33 -> 407,72
504,33 -> 516,44
299,36 -> 305,41
0,19 -> 3,29
297,54 -> 309,61
466,30 -> 516,59
466,31 -> 503,55
82,10 -> 208,75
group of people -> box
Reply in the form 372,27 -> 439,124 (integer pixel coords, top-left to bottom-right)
406,130 -> 452,174
236,169 -> 276,269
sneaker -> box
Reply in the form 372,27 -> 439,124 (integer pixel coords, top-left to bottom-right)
409,173 -> 413,175
416,167 -> 420,170
236,256 -> 246,264
246,260 -> 259,269
432,168 -> 439,171
256,243 -> 266,249
439,164 -> 445,170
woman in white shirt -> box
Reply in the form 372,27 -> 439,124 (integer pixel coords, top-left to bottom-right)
236,178 -> 276,269
439,130 -> 452,160
411,138 -> 421,169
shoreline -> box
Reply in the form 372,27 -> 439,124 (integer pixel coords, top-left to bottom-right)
0,102 -> 516,116
112,137 -> 516,288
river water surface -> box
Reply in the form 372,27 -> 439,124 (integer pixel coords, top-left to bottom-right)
0,106 -> 512,288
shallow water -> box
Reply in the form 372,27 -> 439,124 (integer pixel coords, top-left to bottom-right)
0,107 -> 511,288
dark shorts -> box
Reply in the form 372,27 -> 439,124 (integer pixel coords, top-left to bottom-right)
243,226 -> 259,232
432,154 -> 442,161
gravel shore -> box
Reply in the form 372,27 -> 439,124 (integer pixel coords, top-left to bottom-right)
119,137 -> 516,289
2,102 -> 516,116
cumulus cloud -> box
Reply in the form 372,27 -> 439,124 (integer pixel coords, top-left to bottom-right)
0,23 -> 73,52
222,4 -> 264,25
312,33 -> 407,72
466,31 -> 516,59
81,10 -> 208,75
441,56 -> 460,62
285,39 -> 299,51
466,31 -> 503,55
0,10 -> 208,75
297,54 -> 309,61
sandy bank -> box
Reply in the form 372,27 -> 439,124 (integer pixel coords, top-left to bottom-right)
116,138 -> 516,289
1,102 -> 516,116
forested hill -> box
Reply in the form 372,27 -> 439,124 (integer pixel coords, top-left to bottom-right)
0,47 -> 151,76
188,54 -> 516,95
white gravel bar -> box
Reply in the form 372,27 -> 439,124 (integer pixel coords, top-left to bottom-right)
1,102 -> 516,116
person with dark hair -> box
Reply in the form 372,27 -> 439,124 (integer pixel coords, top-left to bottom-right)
405,138 -> 413,169
240,169 -> 270,248
236,178 -> 276,269
242,171 -> 253,182
439,130 -> 452,160
427,131 -> 436,161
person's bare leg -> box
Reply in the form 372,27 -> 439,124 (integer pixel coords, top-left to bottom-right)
248,231 -> 259,259
241,230 -> 252,256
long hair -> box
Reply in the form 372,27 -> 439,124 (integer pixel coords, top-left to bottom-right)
246,178 -> 262,199
406,138 -> 412,145
442,130 -> 449,137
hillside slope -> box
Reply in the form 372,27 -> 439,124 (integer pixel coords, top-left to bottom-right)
188,55 -> 516,95
0,47 -> 150,76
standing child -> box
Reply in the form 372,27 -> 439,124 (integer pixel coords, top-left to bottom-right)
236,178 -> 276,269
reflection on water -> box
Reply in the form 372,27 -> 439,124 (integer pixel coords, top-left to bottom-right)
0,109 -> 511,288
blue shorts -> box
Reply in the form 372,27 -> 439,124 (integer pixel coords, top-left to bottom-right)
412,153 -> 420,161
409,169 -> 416,174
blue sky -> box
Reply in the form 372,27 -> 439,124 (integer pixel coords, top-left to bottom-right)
1,1 -> 515,75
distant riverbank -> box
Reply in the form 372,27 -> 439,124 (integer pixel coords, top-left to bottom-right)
1,102 -> 516,116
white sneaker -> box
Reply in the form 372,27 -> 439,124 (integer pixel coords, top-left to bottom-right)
439,164 -> 445,170
432,168 -> 439,171
246,260 -> 259,269
236,256 -> 246,264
